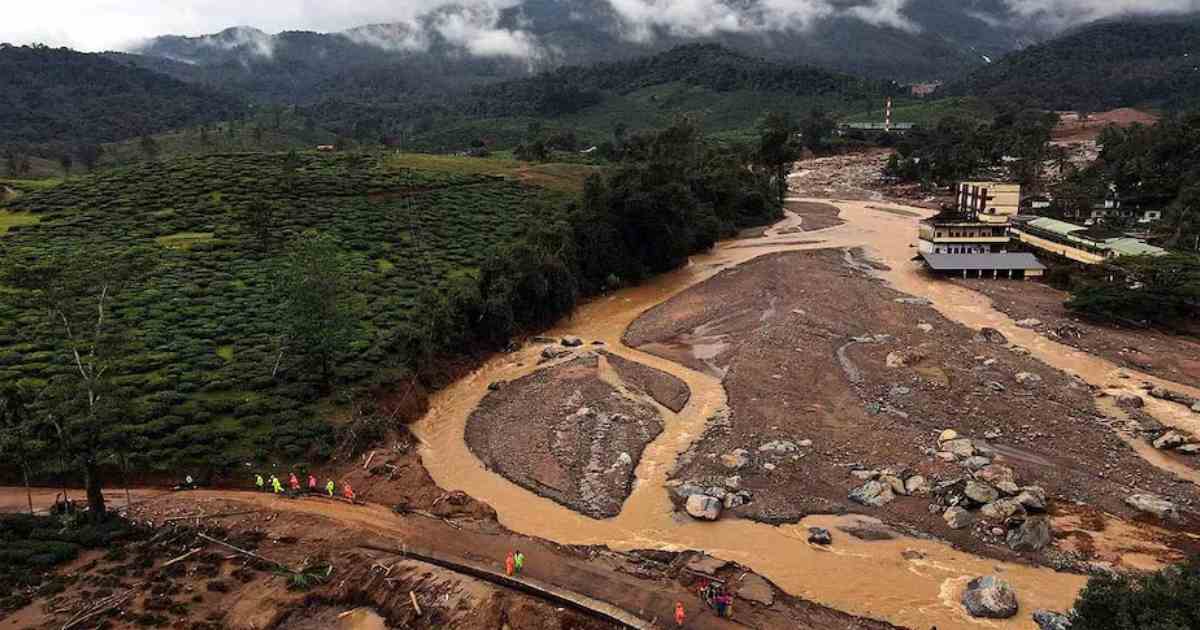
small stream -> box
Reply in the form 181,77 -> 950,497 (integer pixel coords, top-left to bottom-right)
413,196 -> 1199,629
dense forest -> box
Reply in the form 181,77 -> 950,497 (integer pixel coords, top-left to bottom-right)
948,17 -> 1200,111
0,45 -> 247,146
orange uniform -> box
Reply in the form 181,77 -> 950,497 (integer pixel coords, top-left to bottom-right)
288,473 -> 299,491
674,602 -> 685,626
343,482 -> 355,502
505,552 -> 515,576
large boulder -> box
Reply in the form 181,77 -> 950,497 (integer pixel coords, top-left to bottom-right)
1015,371 -> 1043,386
807,527 -> 833,545
561,336 -> 584,347
1015,487 -> 1048,512
886,349 -> 926,368
980,498 -> 1025,521
976,464 -> 1015,486
1016,318 -> 1042,328
685,494 -> 723,521
1153,431 -> 1189,450
721,448 -> 751,470
1125,494 -> 1180,521
540,345 -> 573,361
905,475 -> 929,495
1033,610 -> 1072,630
1007,516 -> 1053,552
962,575 -> 1020,619
1116,393 -> 1145,409
964,480 -> 1001,505
848,480 -> 896,507
942,438 -> 977,458
944,506 -> 973,529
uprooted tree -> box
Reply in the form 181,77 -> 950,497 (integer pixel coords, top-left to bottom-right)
1,244 -> 159,520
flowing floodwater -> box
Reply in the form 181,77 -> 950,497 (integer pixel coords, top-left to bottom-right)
414,196 -> 1199,629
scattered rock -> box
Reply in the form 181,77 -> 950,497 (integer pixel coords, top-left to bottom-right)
1016,318 -> 1042,328
670,483 -> 706,501
685,554 -> 729,575
721,449 -> 751,470
758,440 -> 799,454
1007,516 -> 1052,552
561,336 -> 584,347
1124,494 -> 1179,521
724,491 -> 751,510
938,429 -> 959,443
917,323 -> 934,333
905,475 -> 929,495
886,349 -> 926,368
1193,401 -> 1200,413
1015,487 -> 1047,512
685,494 -> 723,521
1153,431 -> 1189,450
807,527 -> 833,545
850,469 -> 880,481
894,297 -> 931,305
980,498 -> 1025,521
540,345 -> 573,361
935,451 -> 958,462
941,438 -> 976,458
1116,393 -> 1145,409
996,481 -> 1021,496
962,575 -> 1020,619
880,474 -> 907,496
890,385 -> 912,396
1015,372 -> 1043,386
944,506 -> 973,529
962,456 -> 992,471
976,327 -> 1008,344
964,480 -> 1001,505
1178,444 -> 1200,455
1033,610 -> 1072,630
976,464 -> 1015,486
724,475 -> 741,490
488,381 -> 504,391
848,480 -> 896,507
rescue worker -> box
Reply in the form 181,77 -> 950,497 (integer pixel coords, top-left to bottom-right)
255,473 -> 264,492
505,551 -> 515,577
308,473 -> 317,493
514,550 -> 525,575
271,475 -> 283,494
674,601 -> 685,627
288,472 -> 300,494
343,481 -> 356,504
326,479 -> 336,497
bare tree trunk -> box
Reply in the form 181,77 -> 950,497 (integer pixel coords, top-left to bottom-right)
121,454 -> 132,510
84,460 -> 106,521
23,465 -> 33,516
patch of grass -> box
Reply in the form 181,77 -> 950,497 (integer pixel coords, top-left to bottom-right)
843,96 -> 994,127
0,210 -> 41,235
376,259 -> 395,273
386,153 -> 599,194
155,232 -> 215,250
216,345 -> 235,362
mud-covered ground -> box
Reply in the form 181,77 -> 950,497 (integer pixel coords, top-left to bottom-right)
960,279 -> 1200,389
600,350 -> 691,412
466,353 -> 665,518
626,247 -> 1200,566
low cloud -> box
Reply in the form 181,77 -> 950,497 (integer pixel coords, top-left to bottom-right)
430,4 -> 545,59
341,22 -> 430,53
1000,0 -> 1200,28
603,0 -> 917,42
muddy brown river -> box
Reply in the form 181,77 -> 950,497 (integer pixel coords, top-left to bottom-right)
414,196 -> 1199,629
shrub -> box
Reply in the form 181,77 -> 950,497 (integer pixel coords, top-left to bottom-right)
1070,556 -> 1200,629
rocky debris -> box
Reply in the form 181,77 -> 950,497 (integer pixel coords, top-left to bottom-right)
723,491 -> 753,510
1007,516 -> 1052,552
1016,318 -> 1042,328
850,469 -> 880,481
1050,323 -> 1085,340
962,575 -> 1020,619
685,494 -> 723,521
980,498 -> 1025,521
893,297 -> 931,306
1150,386 -> 1200,408
938,429 -> 959,442
807,527 -> 833,545
904,475 -> 929,495
976,464 -> 1015,486
976,327 -> 1008,344
561,336 -> 584,347
962,455 -> 992,471
837,519 -> 897,541
1194,401 -> 1200,413
737,574 -> 776,607
1015,372 -> 1043,386
1124,493 -> 1180,521
941,438 -> 977,459
1015,487 -> 1048,512
1153,431 -> 1190,450
1179,444 -> 1200,455
758,440 -> 799,454
721,449 -> 751,470
1116,393 -> 1145,409
944,506 -> 973,529
964,480 -> 1000,506
996,480 -> 1020,495
1033,610 -> 1072,630
885,348 -> 927,368
917,323 -> 934,333
540,345 -> 574,361
848,480 -> 895,507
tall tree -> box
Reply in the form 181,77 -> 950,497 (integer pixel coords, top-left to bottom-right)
757,112 -> 802,206
1,245 -> 158,520
274,231 -> 362,386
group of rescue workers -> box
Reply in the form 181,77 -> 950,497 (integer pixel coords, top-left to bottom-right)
254,471 -> 356,503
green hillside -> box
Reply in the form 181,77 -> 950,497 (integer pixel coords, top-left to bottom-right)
950,17 -> 1200,110
0,152 -> 572,468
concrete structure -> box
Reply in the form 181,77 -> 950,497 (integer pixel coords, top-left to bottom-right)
918,210 -> 1011,255
921,252 -> 1046,279
957,182 -> 1021,224
1009,216 -> 1168,264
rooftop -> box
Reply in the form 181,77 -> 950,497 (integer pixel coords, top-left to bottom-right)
921,252 -> 1046,271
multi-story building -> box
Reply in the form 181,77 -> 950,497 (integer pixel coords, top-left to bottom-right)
917,210 -> 1012,255
918,181 -> 1047,279
956,181 -> 1021,224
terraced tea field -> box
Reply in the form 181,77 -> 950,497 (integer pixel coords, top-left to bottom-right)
0,152 -> 573,469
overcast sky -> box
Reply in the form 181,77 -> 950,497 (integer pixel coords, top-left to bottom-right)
3,0 -> 1198,52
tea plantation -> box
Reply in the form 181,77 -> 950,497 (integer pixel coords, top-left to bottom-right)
0,152 -> 572,470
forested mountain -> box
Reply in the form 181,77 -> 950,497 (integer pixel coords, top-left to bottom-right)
119,0 -> 1057,106
303,44 -> 893,150
0,44 -> 247,146
949,16 -> 1200,111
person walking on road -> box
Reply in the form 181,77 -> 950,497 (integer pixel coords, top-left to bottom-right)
674,602 -> 686,627
505,551 -> 515,577
342,481 -> 355,504
326,479 -> 335,497
271,475 -> 283,494
288,472 -> 300,494
514,550 -> 525,575
308,474 -> 317,493
255,474 -> 264,492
